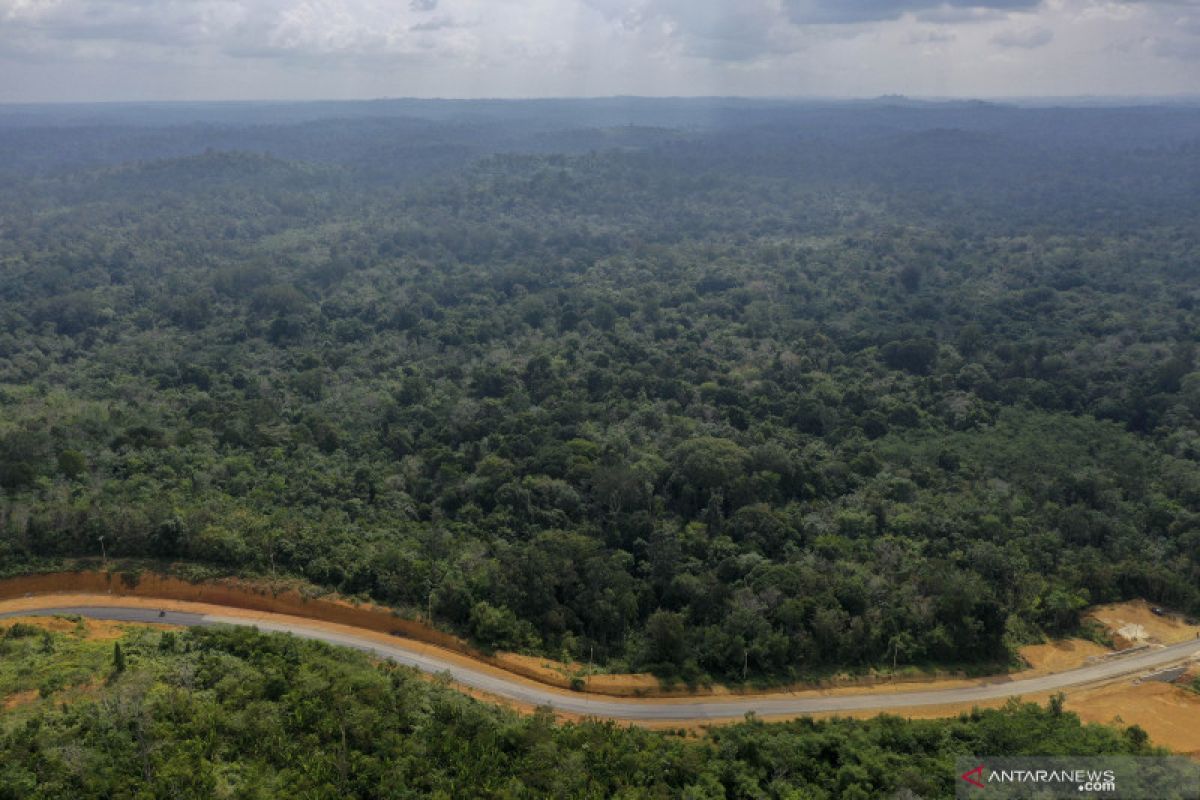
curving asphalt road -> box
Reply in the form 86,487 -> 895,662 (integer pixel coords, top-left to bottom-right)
4,604 -> 1198,721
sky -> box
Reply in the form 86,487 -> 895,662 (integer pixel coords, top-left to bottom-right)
0,0 -> 1198,102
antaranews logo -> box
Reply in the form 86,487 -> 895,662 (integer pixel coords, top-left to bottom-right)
960,763 -> 1116,793
954,756 -> 1198,799
960,765 -> 985,789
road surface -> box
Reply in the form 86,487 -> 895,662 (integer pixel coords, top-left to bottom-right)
4,603 -> 1198,722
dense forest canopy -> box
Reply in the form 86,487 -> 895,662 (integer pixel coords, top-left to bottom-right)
1,99 -> 1199,681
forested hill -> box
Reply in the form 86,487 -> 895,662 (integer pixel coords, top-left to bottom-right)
1,99 -> 1199,681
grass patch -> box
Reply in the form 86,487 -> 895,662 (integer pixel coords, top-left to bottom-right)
1079,618 -> 1116,649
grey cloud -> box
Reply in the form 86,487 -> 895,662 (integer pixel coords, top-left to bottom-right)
1,0 -> 1198,100
915,6 -> 1011,23
582,0 -> 1043,64
677,31 -> 776,61
0,0 -> 461,64
0,0 -> 1051,71
674,8 -> 785,61
1,0 -> 241,48
410,17 -> 457,32
582,0 -> 790,62
908,29 -> 957,43
589,0 -> 1044,30
1153,37 -> 1200,61
991,26 -> 1053,48
782,0 -> 1041,25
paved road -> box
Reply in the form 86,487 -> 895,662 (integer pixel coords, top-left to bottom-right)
5,604 -> 1199,722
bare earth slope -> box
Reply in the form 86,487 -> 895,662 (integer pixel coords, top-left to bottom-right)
2,594 -> 1197,725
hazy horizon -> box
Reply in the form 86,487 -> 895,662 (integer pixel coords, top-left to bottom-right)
2,93 -> 1199,109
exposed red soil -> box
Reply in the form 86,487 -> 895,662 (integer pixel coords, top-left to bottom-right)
0,571 -> 978,697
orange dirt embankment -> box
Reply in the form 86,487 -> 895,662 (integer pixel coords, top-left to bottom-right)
0,571 -> 605,691
4,573 -> 1192,702
8,606 -> 1199,755
6,587 -> 1200,757
0,594 -> 1104,711
1019,639 -> 1112,674
2,572 -> 698,695
0,571 -> 986,698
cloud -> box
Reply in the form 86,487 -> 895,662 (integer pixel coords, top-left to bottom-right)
781,0 -> 1042,25
410,15 -> 462,32
0,0 -> 246,49
915,6 -> 1012,23
581,0 -> 802,62
1153,37 -> 1200,61
578,0 -> 1048,63
0,0 -> 485,64
0,0 -> 1197,100
908,28 -> 957,43
990,26 -> 1054,47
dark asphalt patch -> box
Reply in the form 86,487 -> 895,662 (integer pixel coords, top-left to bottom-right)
0,607 -> 208,627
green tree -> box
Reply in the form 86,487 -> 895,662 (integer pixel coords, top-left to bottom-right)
112,642 -> 126,674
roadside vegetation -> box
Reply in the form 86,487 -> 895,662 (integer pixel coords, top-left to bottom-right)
0,619 -> 1167,800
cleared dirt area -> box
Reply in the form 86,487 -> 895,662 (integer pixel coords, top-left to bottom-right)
671,670 -> 1200,759
0,613 -> 129,641
1018,639 -> 1113,674
1087,600 -> 1200,647
2,689 -> 38,710
1069,678 -> 1200,758
1013,600 -> 1200,758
